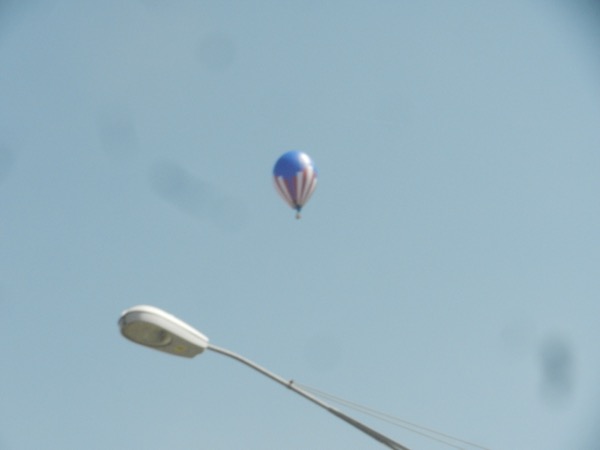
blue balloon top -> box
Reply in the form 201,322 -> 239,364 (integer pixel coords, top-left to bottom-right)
273,151 -> 316,179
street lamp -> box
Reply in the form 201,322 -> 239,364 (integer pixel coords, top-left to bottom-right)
119,305 -> 411,450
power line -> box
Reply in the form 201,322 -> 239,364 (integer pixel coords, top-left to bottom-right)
295,382 -> 491,450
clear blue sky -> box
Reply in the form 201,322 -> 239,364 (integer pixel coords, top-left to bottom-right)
1,1 -> 600,449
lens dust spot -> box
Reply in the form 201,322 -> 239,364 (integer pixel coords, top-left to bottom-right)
149,160 -> 247,231
539,333 -> 574,406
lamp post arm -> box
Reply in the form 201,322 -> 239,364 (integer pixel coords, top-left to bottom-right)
207,344 -> 411,450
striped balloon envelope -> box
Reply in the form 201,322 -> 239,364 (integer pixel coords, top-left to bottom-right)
273,151 -> 318,219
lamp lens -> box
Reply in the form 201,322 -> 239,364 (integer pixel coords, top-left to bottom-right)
122,322 -> 172,347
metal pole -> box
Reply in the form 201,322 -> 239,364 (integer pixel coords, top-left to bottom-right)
207,344 -> 412,450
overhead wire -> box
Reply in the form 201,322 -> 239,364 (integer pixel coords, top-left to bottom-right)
295,382 -> 491,450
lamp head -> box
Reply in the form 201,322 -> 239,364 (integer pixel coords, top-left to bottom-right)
119,305 -> 209,358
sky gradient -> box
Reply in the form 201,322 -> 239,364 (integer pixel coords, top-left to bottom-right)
1,1 -> 600,449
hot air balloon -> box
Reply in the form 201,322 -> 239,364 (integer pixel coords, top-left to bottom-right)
273,151 -> 318,219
